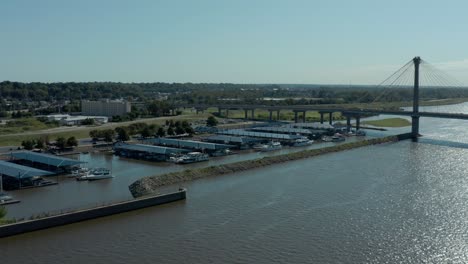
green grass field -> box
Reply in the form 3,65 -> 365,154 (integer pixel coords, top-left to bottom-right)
362,118 -> 411,127
0,114 -> 210,147
0,118 -> 58,135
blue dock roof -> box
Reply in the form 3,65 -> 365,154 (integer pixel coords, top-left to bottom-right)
143,138 -> 234,150
114,142 -> 190,155
217,129 -> 303,140
0,161 -> 55,179
204,135 -> 261,144
10,151 -> 86,167
250,126 -> 313,135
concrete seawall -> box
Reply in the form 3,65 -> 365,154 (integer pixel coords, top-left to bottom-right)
0,189 -> 186,238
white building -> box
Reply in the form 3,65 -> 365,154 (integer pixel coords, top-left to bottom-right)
45,114 -> 108,126
81,100 -> 131,117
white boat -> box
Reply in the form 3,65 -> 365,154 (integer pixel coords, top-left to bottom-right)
175,152 -> 209,164
259,141 -> 282,152
70,167 -> 90,177
0,192 -> 13,202
356,130 -> 366,136
76,168 -> 113,181
322,136 -> 333,142
331,136 -> 346,142
253,143 -> 266,150
292,138 -> 314,147
210,148 -> 232,157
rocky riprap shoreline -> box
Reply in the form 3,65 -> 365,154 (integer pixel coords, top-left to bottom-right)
129,136 -> 398,198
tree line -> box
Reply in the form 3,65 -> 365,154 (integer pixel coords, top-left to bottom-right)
21,136 -> 78,150
89,119 -> 195,142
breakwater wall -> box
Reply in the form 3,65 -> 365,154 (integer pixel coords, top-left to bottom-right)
0,189 -> 186,238
130,136 -> 400,198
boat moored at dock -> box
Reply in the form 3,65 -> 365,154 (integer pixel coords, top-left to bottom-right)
258,141 -> 282,152
76,168 -> 113,181
292,138 -> 314,147
173,152 -> 209,164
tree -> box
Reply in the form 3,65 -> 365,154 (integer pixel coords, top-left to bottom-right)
140,126 -> 151,138
66,137 -> 78,147
89,129 -> 99,140
206,116 -> 218,127
115,127 -> 130,141
156,127 -> 166,137
56,137 -> 66,149
184,126 -> 194,135
175,126 -> 185,135
102,129 -> 115,142
35,138 -> 45,149
167,127 -> 175,136
21,140 -> 35,150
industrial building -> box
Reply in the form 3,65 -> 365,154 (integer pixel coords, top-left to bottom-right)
81,99 -> 131,117
44,114 -> 108,125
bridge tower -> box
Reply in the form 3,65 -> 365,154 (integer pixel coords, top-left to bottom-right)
411,56 -> 421,140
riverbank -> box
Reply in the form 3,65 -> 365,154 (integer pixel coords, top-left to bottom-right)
129,136 -> 399,197
362,117 -> 411,127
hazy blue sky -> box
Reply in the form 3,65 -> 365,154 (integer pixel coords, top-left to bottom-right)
1,0 -> 467,84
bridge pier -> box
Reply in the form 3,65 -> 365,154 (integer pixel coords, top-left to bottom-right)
269,110 -> 273,121
329,112 -> 333,125
411,116 -> 419,139
294,111 -> 298,123
302,111 -> 306,123
320,112 -> 324,124
276,110 -> 280,121
251,109 -> 255,119
346,116 -> 351,132
225,109 -> 229,118
356,116 -> 361,130
412,56 -> 421,140
244,110 -> 248,119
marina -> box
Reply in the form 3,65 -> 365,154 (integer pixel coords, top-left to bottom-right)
0,102 -> 467,263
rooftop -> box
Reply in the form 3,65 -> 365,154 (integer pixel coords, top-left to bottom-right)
250,126 -> 313,135
114,142 -> 190,155
10,151 -> 86,167
143,138 -> 234,150
217,129 -> 303,140
0,161 -> 55,179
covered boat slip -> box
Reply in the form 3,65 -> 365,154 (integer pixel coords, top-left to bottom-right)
142,138 -> 235,152
217,129 -> 304,141
249,126 -> 314,135
0,160 -> 55,190
203,135 -> 262,149
113,142 -> 190,161
284,122 -> 334,130
9,151 -> 86,173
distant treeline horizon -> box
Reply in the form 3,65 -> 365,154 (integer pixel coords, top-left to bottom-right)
1,81 -> 467,108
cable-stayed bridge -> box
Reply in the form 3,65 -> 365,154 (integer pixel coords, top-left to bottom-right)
181,57 -> 468,139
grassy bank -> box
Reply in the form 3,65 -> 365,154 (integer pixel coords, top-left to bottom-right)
0,114 -> 210,146
362,118 -> 411,127
129,136 -> 398,197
